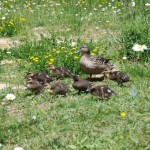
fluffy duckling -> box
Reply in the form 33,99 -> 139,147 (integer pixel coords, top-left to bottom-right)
49,82 -> 68,96
77,45 -> 114,80
26,79 -> 45,94
49,64 -> 74,78
72,75 -> 92,94
90,85 -> 116,99
108,71 -> 130,86
25,72 -> 54,84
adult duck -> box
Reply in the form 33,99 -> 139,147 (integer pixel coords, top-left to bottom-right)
77,45 -> 113,80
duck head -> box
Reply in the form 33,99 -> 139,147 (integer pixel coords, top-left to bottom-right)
49,64 -> 56,70
72,75 -> 80,81
76,45 -> 90,55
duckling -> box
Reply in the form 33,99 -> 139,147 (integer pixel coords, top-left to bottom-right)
72,75 -> 92,94
26,79 -> 45,94
90,85 -> 116,99
108,71 -> 130,86
25,72 -> 54,83
49,64 -> 74,78
49,82 -> 68,96
77,45 -> 114,80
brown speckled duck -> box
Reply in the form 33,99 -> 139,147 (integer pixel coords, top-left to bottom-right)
49,82 -> 68,96
78,45 -> 113,80
108,71 -> 130,86
26,79 -> 45,94
72,75 -> 92,94
25,72 -> 54,84
90,85 -> 116,99
49,64 -> 74,78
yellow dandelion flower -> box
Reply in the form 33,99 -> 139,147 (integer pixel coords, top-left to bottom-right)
69,52 -> 73,55
44,56 -> 49,59
0,27 -> 3,30
120,112 -> 126,117
48,62 -> 53,65
34,59 -> 39,62
9,21 -> 14,26
74,56 -> 79,60
56,51 -> 60,54
17,59 -> 21,62
72,48 -> 76,51
91,52 -> 96,56
93,49 -> 98,52
29,56 -> 34,60
50,58 -> 55,63
61,47 -> 65,50
20,17 -> 26,21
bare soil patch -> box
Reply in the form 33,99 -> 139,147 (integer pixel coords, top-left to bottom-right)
0,38 -> 20,49
0,83 -> 25,90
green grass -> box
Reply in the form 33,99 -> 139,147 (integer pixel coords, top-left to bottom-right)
0,0 -> 150,149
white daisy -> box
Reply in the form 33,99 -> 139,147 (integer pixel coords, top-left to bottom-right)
14,147 -> 24,150
70,42 -> 77,47
32,115 -> 37,120
145,3 -> 150,7
132,43 -> 148,52
122,56 -> 127,60
5,93 -> 16,101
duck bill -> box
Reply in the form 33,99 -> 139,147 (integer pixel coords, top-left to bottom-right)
74,49 -> 80,53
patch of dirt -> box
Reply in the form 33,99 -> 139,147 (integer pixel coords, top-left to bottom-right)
0,38 -> 20,49
6,105 -> 24,119
32,27 -> 51,40
0,83 -> 25,90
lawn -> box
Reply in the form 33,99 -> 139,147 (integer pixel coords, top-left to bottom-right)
0,0 -> 150,150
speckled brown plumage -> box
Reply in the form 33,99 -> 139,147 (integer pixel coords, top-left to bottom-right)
108,71 -> 130,86
49,82 -> 68,95
26,79 -> 45,94
49,65 -> 74,78
90,85 -> 116,99
78,45 -> 114,79
25,72 -> 54,84
72,75 -> 92,93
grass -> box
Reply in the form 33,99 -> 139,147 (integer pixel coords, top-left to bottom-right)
0,0 -> 150,150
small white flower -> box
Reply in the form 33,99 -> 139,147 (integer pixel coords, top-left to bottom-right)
132,43 -> 148,52
131,1 -> 135,7
14,147 -> 24,150
2,16 -> 6,20
101,8 -> 106,11
32,115 -> 36,120
89,13 -> 92,16
6,51 -> 11,54
95,27 -> 99,30
5,93 -> 16,101
0,143 -> 2,147
70,42 -> 77,47
56,39 -> 63,44
145,3 -> 150,7
122,56 -> 127,60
